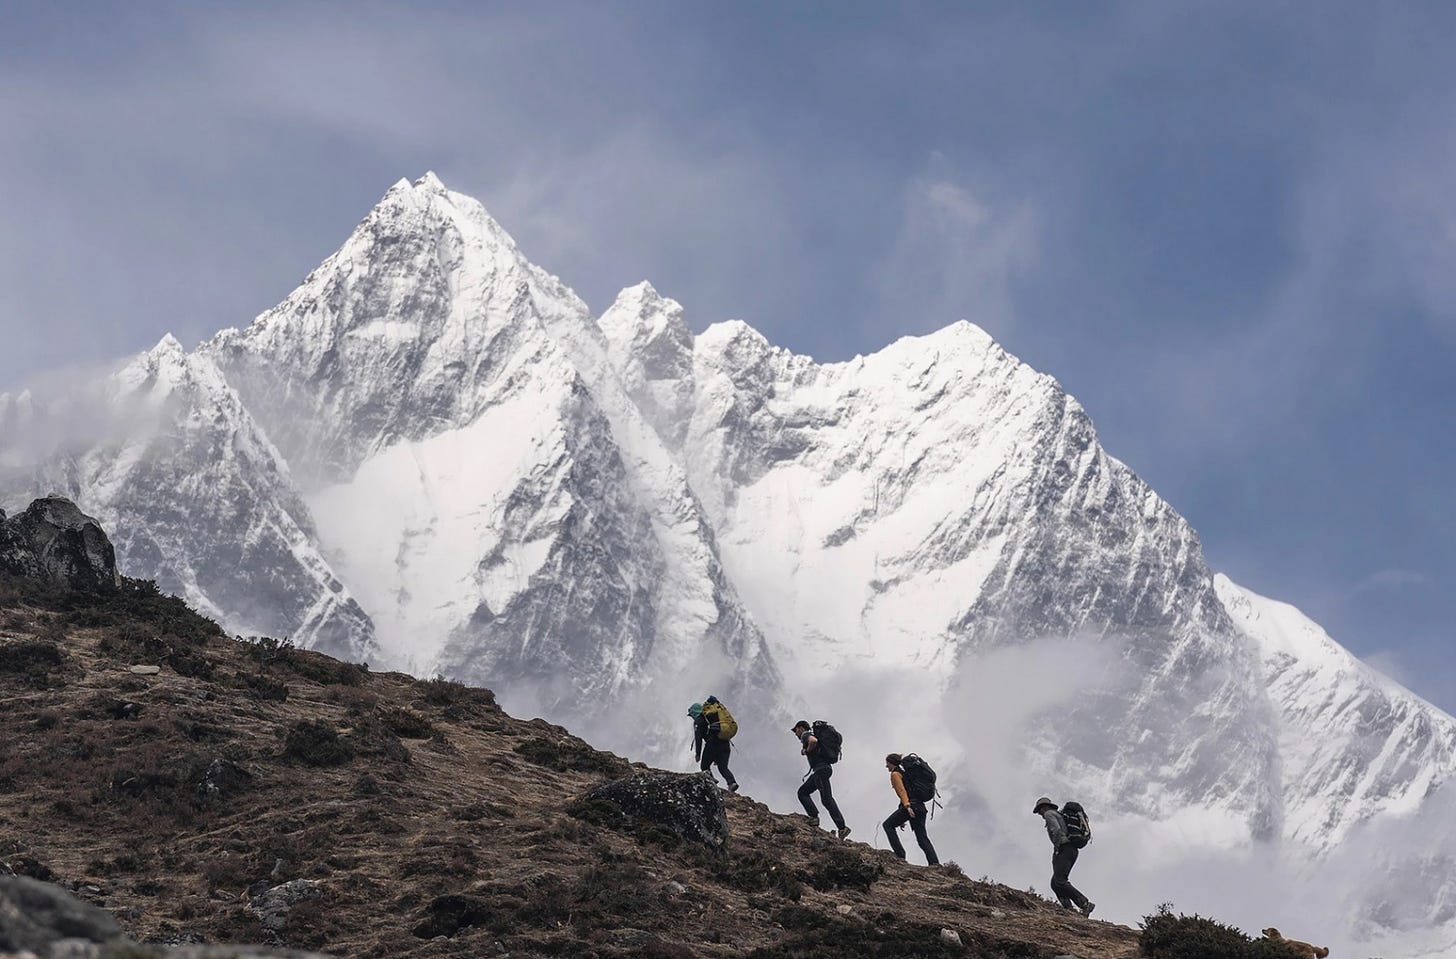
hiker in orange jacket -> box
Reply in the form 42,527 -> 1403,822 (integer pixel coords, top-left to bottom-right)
883,753 -> 939,865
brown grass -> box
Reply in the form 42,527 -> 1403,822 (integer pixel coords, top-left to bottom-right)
0,579 -> 1140,958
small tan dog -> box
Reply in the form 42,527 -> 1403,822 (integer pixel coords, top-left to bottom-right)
1261,927 -> 1329,958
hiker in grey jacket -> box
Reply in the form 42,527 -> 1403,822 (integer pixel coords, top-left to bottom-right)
1033,797 -> 1094,917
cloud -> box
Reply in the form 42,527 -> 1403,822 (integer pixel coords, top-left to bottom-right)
1352,568 -> 1432,595
869,158 -> 1039,343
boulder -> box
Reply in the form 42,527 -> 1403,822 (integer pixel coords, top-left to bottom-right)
195,758 -> 255,806
584,771 -> 728,850
0,497 -> 119,592
0,875 -> 123,953
0,876 -> 332,957
248,879 -> 323,933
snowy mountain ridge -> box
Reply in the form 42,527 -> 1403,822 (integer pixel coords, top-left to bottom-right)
4,173 -> 1454,951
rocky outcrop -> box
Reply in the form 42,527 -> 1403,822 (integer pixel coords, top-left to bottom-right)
0,876 -> 331,958
0,497 -> 118,592
584,771 -> 729,850
0,875 -> 122,954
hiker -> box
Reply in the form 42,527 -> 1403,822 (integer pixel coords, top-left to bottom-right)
689,698 -> 739,792
791,720 -> 850,839
882,753 -> 939,865
1032,796 -> 1094,916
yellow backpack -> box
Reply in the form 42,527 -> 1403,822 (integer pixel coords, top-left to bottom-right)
702,701 -> 738,740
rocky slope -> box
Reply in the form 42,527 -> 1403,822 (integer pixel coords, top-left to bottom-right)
0,567 -> 1139,959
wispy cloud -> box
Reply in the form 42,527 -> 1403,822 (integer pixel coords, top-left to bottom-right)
1352,568 -> 1432,595
869,157 -> 1039,343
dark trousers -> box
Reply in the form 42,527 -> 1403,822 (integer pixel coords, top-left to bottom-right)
699,739 -> 736,787
797,765 -> 845,829
883,803 -> 939,865
1051,844 -> 1089,910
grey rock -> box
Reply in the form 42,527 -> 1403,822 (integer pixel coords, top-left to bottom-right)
585,771 -> 728,850
128,665 -> 161,675
0,497 -> 118,593
49,939 -> 102,959
939,928 -> 962,947
0,876 -> 122,953
247,879 -> 323,933
836,904 -> 853,915
194,759 -> 254,806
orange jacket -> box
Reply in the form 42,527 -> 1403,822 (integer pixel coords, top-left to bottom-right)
890,769 -> 911,807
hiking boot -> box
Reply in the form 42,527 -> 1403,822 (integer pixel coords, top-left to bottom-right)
1081,902 -> 1096,918
728,782 -> 740,793
836,826 -> 852,840
805,816 -> 820,827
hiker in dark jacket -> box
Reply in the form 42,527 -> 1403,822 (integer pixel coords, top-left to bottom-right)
791,720 -> 849,839
883,754 -> 939,865
1033,797 -> 1094,916
689,701 -> 738,792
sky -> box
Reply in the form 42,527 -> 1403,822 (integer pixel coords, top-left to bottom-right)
1,1 -> 1453,711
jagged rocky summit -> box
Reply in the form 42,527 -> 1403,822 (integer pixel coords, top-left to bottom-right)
4,173 -> 1456,953
0,497 -> 118,593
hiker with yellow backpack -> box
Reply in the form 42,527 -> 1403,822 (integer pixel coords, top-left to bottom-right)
689,696 -> 740,793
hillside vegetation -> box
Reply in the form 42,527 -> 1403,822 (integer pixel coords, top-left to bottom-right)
0,572 -> 1145,957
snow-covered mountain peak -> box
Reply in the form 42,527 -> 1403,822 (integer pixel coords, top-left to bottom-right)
598,283 -> 690,365
201,174 -> 596,486
697,318 -> 773,357
151,332 -> 186,356
600,280 -> 684,333
114,334 -> 231,413
873,318 -> 997,365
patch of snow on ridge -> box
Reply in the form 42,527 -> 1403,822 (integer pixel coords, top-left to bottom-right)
307,384 -> 573,672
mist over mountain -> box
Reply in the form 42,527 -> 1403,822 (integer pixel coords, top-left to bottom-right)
3,174 -> 1453,955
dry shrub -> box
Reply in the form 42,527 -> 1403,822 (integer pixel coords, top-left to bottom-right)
418,676 -> 498,719
0,639 -> 73,687
799,846 -> 883,892
283,720 -> 354,766
232,670 -> 288,702
378,706 -> 435,739
284,649 -> 366,687
514,736 -> 631,778
1139,906 -> 1310,959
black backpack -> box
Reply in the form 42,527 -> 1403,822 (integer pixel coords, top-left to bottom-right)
810,720 -> 842,764
1061,801 -> 1091,848
899,753 -> 937,803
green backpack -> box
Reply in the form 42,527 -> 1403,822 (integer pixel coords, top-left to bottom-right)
702,701 -> 738,740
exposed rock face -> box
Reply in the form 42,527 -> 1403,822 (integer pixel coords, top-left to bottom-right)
0,497 -> 118,592
248,879 -> 324,934
0,875 -> 122,954
0,876 -> 332,958
585,771 -> 729,850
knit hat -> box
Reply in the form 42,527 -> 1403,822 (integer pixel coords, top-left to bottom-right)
687,702 -> 703,718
